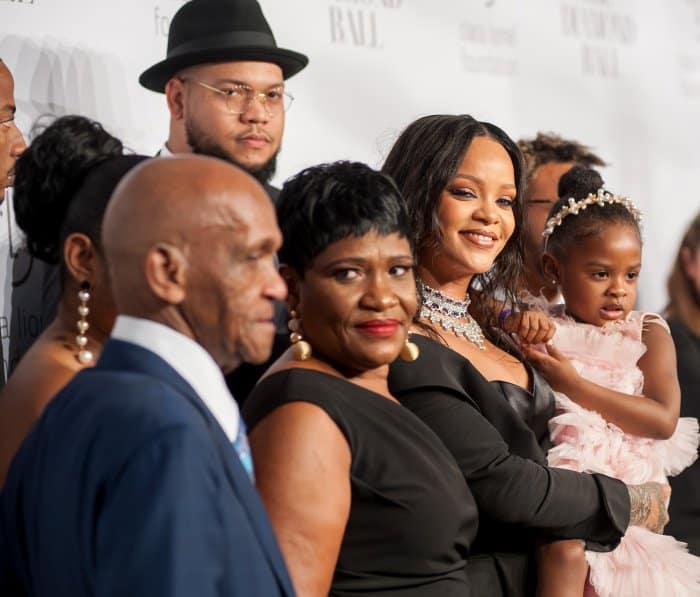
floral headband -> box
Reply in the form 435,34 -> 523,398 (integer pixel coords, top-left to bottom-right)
542,187 -> 643,244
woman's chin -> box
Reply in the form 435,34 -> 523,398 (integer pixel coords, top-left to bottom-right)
334,348 -> 403,373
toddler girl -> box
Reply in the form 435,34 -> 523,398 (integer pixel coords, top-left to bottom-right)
523,167 -> 700,597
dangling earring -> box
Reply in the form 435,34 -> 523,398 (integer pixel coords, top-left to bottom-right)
288,309 -> 312,361
400,335 -> 420,362
76,281 -> 94,365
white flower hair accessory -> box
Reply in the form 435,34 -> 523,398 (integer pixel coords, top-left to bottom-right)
542,188 -> 643,244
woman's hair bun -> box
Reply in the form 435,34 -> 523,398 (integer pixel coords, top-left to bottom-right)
13,115 -> 123,263
557,165 -> 605,201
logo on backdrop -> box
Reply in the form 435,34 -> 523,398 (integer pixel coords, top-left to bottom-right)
560,0 -> 638,79
153,0 -> 188,38
679,0 -> 700,98
0,0 -> 36,4
459,4 -> 519,77
328,0 -> 403,51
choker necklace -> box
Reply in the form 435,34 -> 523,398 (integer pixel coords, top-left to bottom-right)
419,279 -> 486,350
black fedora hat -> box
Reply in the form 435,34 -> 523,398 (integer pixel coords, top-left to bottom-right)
139,0 -> 308,93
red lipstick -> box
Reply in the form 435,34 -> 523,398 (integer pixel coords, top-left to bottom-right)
356,319 -> 400,338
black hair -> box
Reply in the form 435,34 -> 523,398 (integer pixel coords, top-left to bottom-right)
517,131 -> 607,184
277,161 -> 412,275
13,115 -> 148,266
381,114 -> 525,329
545,165 -> 642,259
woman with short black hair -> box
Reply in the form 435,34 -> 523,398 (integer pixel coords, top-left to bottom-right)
244,161 -> 477,596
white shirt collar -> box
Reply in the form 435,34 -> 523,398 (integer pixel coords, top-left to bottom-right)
159,143 -> 174,157
110,315 -> 240,442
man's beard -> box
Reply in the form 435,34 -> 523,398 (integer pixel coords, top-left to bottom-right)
186,121 -> 278,186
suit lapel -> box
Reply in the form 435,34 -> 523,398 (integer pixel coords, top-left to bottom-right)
206,407 -> 295,595
97,339 -> 294,595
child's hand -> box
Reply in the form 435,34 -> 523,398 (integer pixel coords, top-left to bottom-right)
521,341 -> 579,393
501,310 -> 556,345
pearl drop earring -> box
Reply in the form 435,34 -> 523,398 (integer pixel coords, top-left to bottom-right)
76,281 -> 94,365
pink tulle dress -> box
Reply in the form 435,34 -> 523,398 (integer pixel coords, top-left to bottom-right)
546,310 -> 700,597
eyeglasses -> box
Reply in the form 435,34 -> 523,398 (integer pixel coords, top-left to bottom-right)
185,79 -> 294,117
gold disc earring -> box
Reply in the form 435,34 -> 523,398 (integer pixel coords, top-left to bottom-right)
288,309 -> 312,361
400,335 -> 420,362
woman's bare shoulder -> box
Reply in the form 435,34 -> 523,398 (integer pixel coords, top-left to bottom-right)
1,336 -> 81,416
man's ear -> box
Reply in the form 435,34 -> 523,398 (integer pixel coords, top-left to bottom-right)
165,77 -> 185,121
541,252 -> 561,286
144,243 -> 188,305
279,264 -> 300,311
64,233 -> 100,285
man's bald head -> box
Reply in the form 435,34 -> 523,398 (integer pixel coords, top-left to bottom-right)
104,155 -> 262,260
103,155 -> 286,371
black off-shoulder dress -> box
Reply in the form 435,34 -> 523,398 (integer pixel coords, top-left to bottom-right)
666,318 -> 700,555
244,368 -> 478,596
388,334 -> 631,597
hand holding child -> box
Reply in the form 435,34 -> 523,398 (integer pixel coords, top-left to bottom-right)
521,341 -> 580,395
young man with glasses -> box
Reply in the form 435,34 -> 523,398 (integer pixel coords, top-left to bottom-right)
140,0 -> 308,403
139,0 -> 308,201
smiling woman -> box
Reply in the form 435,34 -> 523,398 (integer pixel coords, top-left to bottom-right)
243,161 -> 478,596
383,115 -> 673,597
382,114 -> 536,402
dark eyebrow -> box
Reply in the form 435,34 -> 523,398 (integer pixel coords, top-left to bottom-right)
585,261 -> 642,269
453,174 -> 482,184
323,255 -> 414,268
212,78 -> 284,89
453,173 -> 516,190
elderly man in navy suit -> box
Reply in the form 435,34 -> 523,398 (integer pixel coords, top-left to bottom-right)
0,155 -> 293,596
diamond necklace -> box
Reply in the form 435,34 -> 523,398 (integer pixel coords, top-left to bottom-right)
418,279 -> 486,350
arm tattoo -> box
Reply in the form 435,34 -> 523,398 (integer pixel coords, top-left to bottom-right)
628,483 -> 667,533
628,485 -> 652,527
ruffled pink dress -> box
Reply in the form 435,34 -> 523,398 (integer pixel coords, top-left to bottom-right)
546,310 -> 700,597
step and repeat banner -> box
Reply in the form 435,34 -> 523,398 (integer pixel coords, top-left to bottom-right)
1,0 -> 699,310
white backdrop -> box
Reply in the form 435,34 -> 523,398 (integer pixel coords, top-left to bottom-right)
2,0 -> 699,311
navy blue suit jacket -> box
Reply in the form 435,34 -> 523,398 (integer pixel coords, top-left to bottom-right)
0,339 -> 295,597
